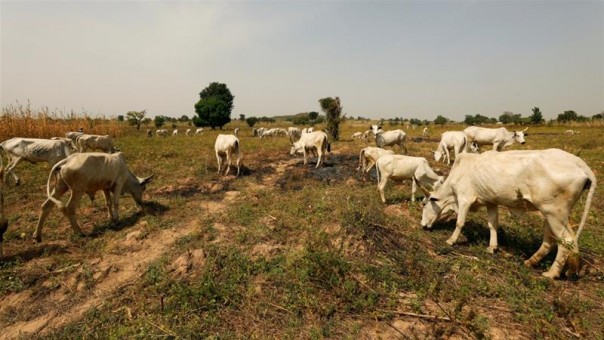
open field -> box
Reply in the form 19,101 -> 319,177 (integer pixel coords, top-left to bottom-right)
0,119 -> 603,338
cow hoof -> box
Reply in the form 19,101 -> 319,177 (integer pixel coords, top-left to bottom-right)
15,180 -> 20,186
524,259 -> 534,267
486,246 -> 498,254
445,238 -> 455,246
32,234 -> 42,243
541,270 -> 559,280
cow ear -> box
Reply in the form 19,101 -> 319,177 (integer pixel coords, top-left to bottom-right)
429,195 -> 439,202
139,175 -> 154,185
524,133 -> 528,136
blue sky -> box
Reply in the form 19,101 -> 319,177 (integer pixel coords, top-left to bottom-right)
1,1 -> 603,121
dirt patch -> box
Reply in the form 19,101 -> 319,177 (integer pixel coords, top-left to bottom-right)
0,219 -> 200,339
170,249 -> 206,278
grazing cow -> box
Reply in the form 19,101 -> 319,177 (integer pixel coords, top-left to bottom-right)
77,134 -> 116,153
422,127 -> 429,137
463,126 -> 528,151
288,127 -> 302,141
253,127 -> 265,137
352,132 -> 363,139
565,129 -> 580,136
357,147 -> 395,174
0,138 -> 73,185
214,134 -> 241,176
433,131 -> 478,165
421,149 -> 596,279
195,128 -> 204,135
185,129 -> 192,136
172,129 -> 178,136
376,155 -> 444,203
146,129 -> 153,138
362,129 -> 372,140
234,128 -> 239,136
370,125 -> 408,154
290,131 -> 330,168
65,131 -> 84,143
34,152 -> 153,242
156,129 -> 168,137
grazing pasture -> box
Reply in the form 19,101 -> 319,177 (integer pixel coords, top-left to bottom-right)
0,115 -> 603,338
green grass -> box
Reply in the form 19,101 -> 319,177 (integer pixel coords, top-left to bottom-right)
1,121 -> 603,338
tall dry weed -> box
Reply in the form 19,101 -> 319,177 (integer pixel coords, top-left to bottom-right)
0,102 -> 123,141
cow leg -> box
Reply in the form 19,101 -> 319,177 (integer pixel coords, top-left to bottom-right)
365,160 -> 375,174
315,149 -> 323,168
542,215 -> 576,279
486,204 -> 499,253
224,152 -> 232,176
5,157 -> 23,185
102,189 -> 114,221
216,153 -> 223,175
303,149 -> 308,165
446,202 -> 470,246
33,182 -> 69,242
410,179 -> 417,202
446,147 -> 452,165
64,192 -> 85,236
524,219 -> 554,267
378,175 -> 388,203
402,143 -> 408,155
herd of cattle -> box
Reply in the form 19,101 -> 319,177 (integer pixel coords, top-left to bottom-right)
0,124 -> 597,280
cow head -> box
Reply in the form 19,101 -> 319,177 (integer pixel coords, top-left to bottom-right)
125,174 -> 154,205
513,127 -> 528,145
370,124 -> 382,135
290,140 -> 304,156
421,195 -> 444,229
433,151 -> 443,162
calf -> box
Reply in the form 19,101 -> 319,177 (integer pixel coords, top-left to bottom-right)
0,138 -> 73,185
433,131 -> 478,165
290,131 -> 330,168
77,134 -> 116,153
376,155 -> 443,203
463,126 -> 528,151
370,125 -> 408,154
34,152 -> 153,242
214,134 -> 241,176
421,149 -> 596,279
357,147 -> 395,173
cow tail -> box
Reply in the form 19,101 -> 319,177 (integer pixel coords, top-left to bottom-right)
326,136 -> 331,153
575,167 -> 597,243
376,161 -> 381,184
358,149 -> 365,171
46,158 -> 68,209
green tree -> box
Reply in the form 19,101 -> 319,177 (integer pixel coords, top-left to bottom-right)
239,114 -> 245,121
308,111 -> 319,121
193,82 -> 234,129
319,96 -> 343,141
245,117 -> 258,127
593,112 -> 604,120
434,115 -> 449,125
557,110 -> 578,123
126,110 -> 147,130
117,115 -> 124,122
499,111 -> 522,124
529,107 -> 544,124
154,115 -> 167,128
179,115 -> 189,122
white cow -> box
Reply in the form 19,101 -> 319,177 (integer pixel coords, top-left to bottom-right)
421,149 -> 596,279
253,127 -> 265,137
65,131 -> 84,142
565,129 -> 580,136
76,134 -> 115,153
357,147 -> 395,174
362,129 -> 372,140
172,129 -> 178,136
34,152 -> 153,242
422,127 -> 429,137
185,129 -> 192,136
214,134 -> 241,176
195,128 -> 204,136
463,126 -> 528,151
233,128 -> 239,136
352,132 -> 363,139
433,131 -> 478,165
290,131 -> 330,168
156,129 -> 168,137
0,138 -> 73,185
370,125 -> 408,154
376,155 -> 444,203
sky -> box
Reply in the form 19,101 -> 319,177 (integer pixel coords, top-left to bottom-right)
1,1 -> 603,121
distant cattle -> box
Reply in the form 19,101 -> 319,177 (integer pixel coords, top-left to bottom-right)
146,129 -> 153,138
421,149 -> 596,279
234,128 -> 240,136
352,132 -> 363,139
565,129 -> 580,136
156,129 -> 168,137
77,134 -> 116,153
357,147 -> 394,174
463,126 -> 528,151
422,127 -> 429,137
172,129 -> 178,136
185,129 -> 192,136
195,128 -> 204,136
214,134 -> 241,176
376,155 -> 443,203
370,125 -> 408,154
0,138 -> 73,185
288,127 -> 302,141
34,152 -> 153,242
290,131 -> 330,168
433,131 -> 478,165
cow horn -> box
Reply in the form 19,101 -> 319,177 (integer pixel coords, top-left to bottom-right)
140,175 -> 154,185
523,127 -> 529,132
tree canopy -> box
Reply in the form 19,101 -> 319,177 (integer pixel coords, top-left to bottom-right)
319,97 -> 343,141
126,110 -> 147,130
194,82 -> 234,129
529,107 -> 544,124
